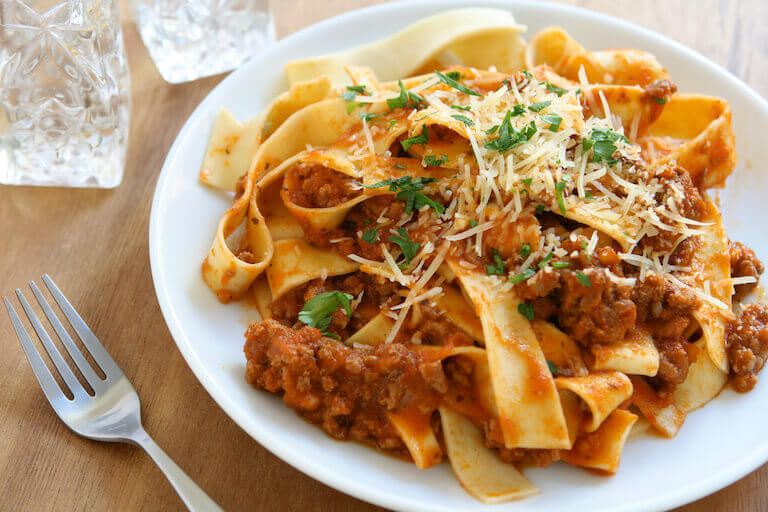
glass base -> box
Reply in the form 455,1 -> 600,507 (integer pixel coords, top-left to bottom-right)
134,2 -> 275,84
0,139 -> 126,188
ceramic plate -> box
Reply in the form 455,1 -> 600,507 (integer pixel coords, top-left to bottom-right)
149,2 -> 768,510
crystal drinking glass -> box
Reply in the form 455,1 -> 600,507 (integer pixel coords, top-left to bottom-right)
0,0 -> 131,188
130,0 -> 275,84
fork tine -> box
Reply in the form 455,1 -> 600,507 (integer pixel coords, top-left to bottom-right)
30,281 -> 105,391
4,297 -> 72,409
41,275 -> 122,378
15,289 -> 88,399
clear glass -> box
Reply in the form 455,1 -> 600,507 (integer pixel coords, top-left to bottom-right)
131,0 -> 275,84
0,0 -> 131,188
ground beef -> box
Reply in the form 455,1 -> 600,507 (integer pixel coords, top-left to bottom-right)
654,338 -> 691,388
557,270 -> 636,345
730,240 -> 764,302
245,320 -> 447,452
632,273 -> 700,341
402,305 -> 474,347
643,164 -> 706,253
283,163 -> 360,208
643,79 -> 677,102
727,304 -> 768,392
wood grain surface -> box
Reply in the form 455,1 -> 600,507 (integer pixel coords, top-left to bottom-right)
1,1 -> 766,510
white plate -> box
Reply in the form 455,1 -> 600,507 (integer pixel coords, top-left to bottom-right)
149,2 -> 768,510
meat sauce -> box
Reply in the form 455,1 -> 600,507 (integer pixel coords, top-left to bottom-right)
243,122 -> 768,466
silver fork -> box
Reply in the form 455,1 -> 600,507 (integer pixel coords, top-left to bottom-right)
4,275 -> 224,512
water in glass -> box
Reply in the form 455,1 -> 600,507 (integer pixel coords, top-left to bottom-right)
0,0 -> 131,188
131,0 -> 274,84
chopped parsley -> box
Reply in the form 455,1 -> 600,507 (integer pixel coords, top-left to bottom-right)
536,204 -> 545,215
537,251 -> 554,269
341,90 -> 358,101
520,242 -> 531,257
298,291 -> 354,332
346,84 -> 367,94
521,178 -> 533,186
652,96 -> 667,104
394,163 -> 407,170
576,270 -> 591,287
555,180 -> 567,215
485,249 -> 506,276
451,114 -> 474,126
424,154 -> 448,166
584,190 -> 595,200
387,80 -> 425,110
511,104 -> 526,116
528,100 -> 551,112
451,104 -> 471,111
359,112 -> 381,122
436,71 -> 482,97
552,261 -> 570,269
389,228 -> 420,264
543,81 -> 567,97
509,268 -> 536,284
547,360 -> 558,376
401,125 -> 429,151
388,119 -> 397,129
361,226 -> 379,244
364,176 -> 444,215
485,125 -> 499,135
543,113 -> 562,132
582,128 -> 628,164
468,219 -> 478,227
484,111 -> 537,153
518,302 -> 535,321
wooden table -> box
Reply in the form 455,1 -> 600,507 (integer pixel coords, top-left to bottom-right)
1,0 -> 766,510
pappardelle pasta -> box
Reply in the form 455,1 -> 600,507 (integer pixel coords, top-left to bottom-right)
198,9 -> 768,503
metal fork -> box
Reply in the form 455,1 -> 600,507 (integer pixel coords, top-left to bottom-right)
4,275 -> 224,512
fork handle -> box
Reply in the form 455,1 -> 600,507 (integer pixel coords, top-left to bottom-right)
132,429 -> 225,512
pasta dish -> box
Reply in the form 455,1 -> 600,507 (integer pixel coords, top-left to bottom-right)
197,9 -> 768,503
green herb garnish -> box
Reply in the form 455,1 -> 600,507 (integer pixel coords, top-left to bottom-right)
364,176 -> 444,215
362,226 -> 379,244
552,261 -> 570,269
401,125 -> 429,151
509,268 -> 536,284
543,81 -> 567,97
387,80 -> 425,110
298,291 -> 354,331
436,71 -> 481,97
652,96 -> 667,104
424,154 -> 449,166
451,104 -> 471,111
359,112 -> 381,122
582,128 -> 628,164
547,360 -> 559,376
451,114 -> 474,126
528,100 -> 551,112
543,113 -> 562,132
518,302 -> 535,321
389,228 -> 420,264
485,249 -> 506,276
576,270 -> 591,287
538,251 -> 554,269
484,112 -> 537,153
468,219 -> 478,227
520,242 -> 531,257
555,180 -> 567,215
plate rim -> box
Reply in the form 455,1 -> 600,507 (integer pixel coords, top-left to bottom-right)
148,1 -> 768,511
